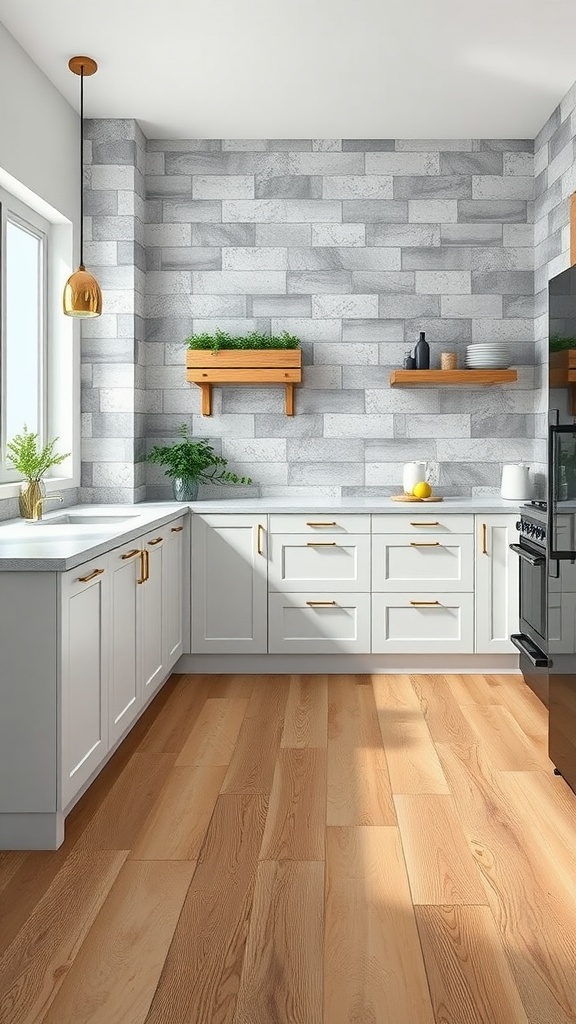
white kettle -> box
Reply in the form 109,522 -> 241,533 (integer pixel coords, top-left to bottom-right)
403,461 -> 428,495
500,463 -> 532,500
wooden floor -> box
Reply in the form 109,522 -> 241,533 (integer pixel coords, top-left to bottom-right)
1,672 -> 576,1024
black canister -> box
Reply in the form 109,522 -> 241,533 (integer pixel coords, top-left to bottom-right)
414,331 -> 430,369
403,350 -> 416,369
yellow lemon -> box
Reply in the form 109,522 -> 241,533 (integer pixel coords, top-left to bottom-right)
413,481 -> 432,499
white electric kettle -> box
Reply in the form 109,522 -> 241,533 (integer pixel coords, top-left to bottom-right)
403,461 -> 428,494
500,463 -> 532,500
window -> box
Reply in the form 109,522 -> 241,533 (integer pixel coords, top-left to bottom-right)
0,182 -> 76,490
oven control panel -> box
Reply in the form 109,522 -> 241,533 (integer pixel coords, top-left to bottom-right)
516,518 -> 546,544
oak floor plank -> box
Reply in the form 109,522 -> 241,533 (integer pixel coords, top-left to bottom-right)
259,748 -> 326,861
244,675 -> 290,720
136,675 -> 209,755
74,753 -> 176,851
377,705 -> 450,796
415,905 -> 529,1024
446,673 -> 500,706
394,794 -> 487,905
41,861 -> 195,1024
460,704 -> 544,771
488,674 -> 548,740
0,850 -> 126,1024
327,675 -> 396,825
144,794 -> 267,1024
233,861 -> 324,1024
409,674 -> 478,744
220,690 -> 287,796
372,672 -> 422,713
175,698 -> 249,767
205,675 -> 257,699
281,674 -> 328,748
324,826 -> 435,1024
130,765 -> 227,861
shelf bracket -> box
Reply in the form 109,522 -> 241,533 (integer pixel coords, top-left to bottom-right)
200,383 -> 212,416
285,383 -> 295,416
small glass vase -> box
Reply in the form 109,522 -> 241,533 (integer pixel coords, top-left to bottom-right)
172,477 -> 199,502
19,479 -> 45,520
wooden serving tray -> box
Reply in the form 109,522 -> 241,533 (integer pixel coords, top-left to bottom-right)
391,494 -> 444,503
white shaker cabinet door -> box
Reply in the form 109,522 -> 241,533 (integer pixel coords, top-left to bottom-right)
141,528 -> 167,701
372,534 -> 474,592
164,517 -> 187,669
108,542 -> 141,747
269,592 -> 371,654
475,516 -> 519,654
60,556 -> 109,807
372,593 -> 474,654
191,514 -> 268,654
268,533 -> 370,592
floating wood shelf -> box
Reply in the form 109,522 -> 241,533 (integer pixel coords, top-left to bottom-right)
186,349 -> 302,415
389,369 -> 518,387
550,349 -> 576,415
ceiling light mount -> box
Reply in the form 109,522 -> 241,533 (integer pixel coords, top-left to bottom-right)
63,53 -> 102,318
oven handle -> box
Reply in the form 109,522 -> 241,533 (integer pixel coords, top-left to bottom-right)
510,633 -> 549,667
509,543 -> 545,567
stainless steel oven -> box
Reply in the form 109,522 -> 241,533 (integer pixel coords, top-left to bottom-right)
510,503 -> 549,705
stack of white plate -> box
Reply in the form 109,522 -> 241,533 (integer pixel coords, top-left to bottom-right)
465,344 -> 511,369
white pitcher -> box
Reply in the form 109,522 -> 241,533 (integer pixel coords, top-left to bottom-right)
403,461 -> 428,495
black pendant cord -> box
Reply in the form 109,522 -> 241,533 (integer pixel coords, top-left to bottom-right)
79,64 -> 84,267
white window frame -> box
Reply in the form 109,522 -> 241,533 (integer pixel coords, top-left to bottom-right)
0,178 -> 78,497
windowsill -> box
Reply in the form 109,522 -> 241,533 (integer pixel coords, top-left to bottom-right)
0,477 -> 77,501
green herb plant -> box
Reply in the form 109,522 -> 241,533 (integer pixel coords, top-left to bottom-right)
549,335 -> 576,352
7,426 -> 70,481
186,329 -> 300,352
146,424 -> 252,485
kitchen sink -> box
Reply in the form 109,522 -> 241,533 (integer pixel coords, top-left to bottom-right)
34,514 -> 141,526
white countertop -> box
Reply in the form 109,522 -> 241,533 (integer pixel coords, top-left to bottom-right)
0,496 -> 521,571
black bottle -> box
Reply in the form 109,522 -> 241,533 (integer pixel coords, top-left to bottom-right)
403,350 -> 416,369
414,331 -> 430,370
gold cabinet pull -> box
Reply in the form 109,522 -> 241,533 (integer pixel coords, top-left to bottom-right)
121,549 -> 140,560
171,525 -> 184,533
482,522 -> 488,555
257,523 -> 265,556
306,541 -> 337,547
306,600 -> 337,606
78,568 -> 105,583
409,521 -> 440,527
409,541 -> 441,547
410,599 -> 441,606
137,549 -> 149,585
306,521 -> 337,527
147,536 -> 163,546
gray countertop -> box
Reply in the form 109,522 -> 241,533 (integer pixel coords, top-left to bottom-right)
0,496 -> 521,571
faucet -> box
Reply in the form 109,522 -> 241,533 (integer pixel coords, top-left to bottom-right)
33,494 -> 64,521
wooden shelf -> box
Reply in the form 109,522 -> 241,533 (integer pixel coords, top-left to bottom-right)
389,369 -> 518,387
186,349 -> 302,415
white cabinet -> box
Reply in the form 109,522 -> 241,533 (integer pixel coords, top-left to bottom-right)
372,534 -> 474,592
269,533 -> 371,592
191,514 -> 268,653
60,556 -> 109,808
108,542 -> 141,747
475,515 -> 519,654
269,593 -> 371,654
372,593 -> 475,654
164,519 -> 186,666
141,529 -> 167,700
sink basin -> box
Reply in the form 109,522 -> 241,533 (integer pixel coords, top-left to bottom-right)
35,514 -> 141,526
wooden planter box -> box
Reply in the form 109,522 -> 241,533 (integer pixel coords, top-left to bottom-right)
186,348 -> 302,415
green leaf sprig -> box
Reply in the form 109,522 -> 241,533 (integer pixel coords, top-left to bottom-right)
146,424 -> 252,485
6,426 -> 70,481
186,329 -> 300,352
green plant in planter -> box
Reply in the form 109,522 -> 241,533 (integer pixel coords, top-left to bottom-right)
549,335 -> 576,352
146,424 -> 252,501
186,329 -> 300,352
7,426 -> 70,519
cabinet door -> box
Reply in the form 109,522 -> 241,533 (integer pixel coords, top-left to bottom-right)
141,529 -> 167,700
372,534 -> 473,592
269,533 -> 370,592
108,542 -> 141,746
269,592 -> 371,654
60,556 -> 109,807
164,517 -> 187,669
191,514 -> 268,653
475,516 -> 519,653
372,593 -> 474,654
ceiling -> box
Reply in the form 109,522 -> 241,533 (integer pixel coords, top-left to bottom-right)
1,0 -> 576,139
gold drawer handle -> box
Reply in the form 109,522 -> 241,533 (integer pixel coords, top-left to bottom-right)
482,522 -> 488,555
410,600 -> 441,606
121,549 -> 140,560
78,568 -> 105,583
306,521 -> 337,527
171,525 -> 184,533
257,523 -> 265,555
147,537 -> 163,546
410,521 -> 440,527
137,549 -> 149,585
307,541 -> 337,547
306,600 -> 337,606
410,541 -> 441,547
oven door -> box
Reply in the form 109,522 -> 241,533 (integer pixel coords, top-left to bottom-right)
509,541 -> 547,649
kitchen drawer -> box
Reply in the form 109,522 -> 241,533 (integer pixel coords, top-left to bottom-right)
269,533 -> 370,592
372,534 -> 474,592
269,514 -> 370,535
372,514 -> 473,535
269,593 -> 371,654
372,593 -> 474,654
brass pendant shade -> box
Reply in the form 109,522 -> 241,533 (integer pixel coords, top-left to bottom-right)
63,55 -> 102,318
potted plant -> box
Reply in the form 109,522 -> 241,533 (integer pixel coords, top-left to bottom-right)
146,424 -> 253,501
185,330 -> 302,415
7,426 -> 70,519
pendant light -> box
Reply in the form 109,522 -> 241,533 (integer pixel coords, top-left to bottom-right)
63,55 -> 102,318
